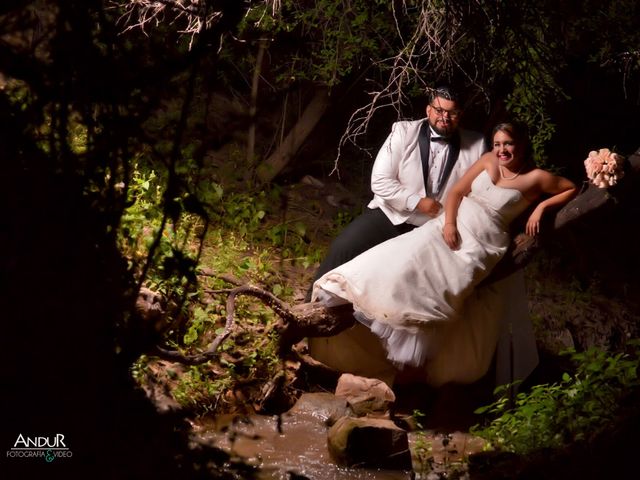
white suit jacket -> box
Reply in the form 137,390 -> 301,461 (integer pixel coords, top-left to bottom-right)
368,119 -> 486,226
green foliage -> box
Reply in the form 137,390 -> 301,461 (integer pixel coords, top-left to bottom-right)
4,77 -> 91,158
172,365 -> 234,411
567,0 -> 640,81
411,410 -> 433,474
67,112 -> 88,155
264,219 -> 316,267
411,410 -> 469,478
169,325 -> 281,412
211,190 -> 267,237
481,0 -> 567,165
241,0 -> 396,87
209,186 -> 322,270
119,157 -> 319,293
130,354 -> 150,384
183,306 -> 217,345
471,341 -> 640,454
332,209 -> 355,233
118,163 -> 203,296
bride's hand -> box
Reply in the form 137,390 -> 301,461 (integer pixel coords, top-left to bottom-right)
442,223 -> 460,250
525,205 -> 544,236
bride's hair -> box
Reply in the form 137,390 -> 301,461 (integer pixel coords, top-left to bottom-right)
492,121 -> 533,162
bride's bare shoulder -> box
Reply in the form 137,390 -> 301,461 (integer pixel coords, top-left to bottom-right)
529,167 -> 557,181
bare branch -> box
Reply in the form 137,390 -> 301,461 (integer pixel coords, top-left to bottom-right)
333,0 -> 470,173
112,1 -> 281,48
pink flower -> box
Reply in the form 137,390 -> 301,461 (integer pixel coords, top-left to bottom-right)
584,158 -> 602,176
584,148 -> 625,188
611,152 -> 625,166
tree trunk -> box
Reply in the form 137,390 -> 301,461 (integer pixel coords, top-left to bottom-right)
247,39 -> 268,170
256,86 -> 330,183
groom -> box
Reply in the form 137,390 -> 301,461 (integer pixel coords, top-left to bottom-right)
306,85 -> 486,300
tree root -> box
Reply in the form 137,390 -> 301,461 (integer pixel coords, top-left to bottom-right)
153,285 -> 354,365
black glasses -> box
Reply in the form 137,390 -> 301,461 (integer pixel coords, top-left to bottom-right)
430,105 -> 460,118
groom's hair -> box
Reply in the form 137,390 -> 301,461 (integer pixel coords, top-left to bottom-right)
428,84 -> 461,105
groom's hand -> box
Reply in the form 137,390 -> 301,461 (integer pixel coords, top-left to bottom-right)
416,197 -> 442,216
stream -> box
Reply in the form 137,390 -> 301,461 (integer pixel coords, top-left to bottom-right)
190,411 -> 484,479
191,412 -> 412,479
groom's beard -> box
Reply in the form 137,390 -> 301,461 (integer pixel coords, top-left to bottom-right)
429,118 -> 454,137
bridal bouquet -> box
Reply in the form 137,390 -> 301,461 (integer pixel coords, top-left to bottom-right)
584,148 -> 625,188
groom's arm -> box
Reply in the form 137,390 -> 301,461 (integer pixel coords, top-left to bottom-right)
370,121 -> 416,213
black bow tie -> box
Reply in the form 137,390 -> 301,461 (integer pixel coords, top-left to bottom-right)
431,135 -> 450,143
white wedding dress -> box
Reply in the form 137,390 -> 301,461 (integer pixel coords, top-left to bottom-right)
312,170 -> 533,386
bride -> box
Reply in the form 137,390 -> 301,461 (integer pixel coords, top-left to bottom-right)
312,122 -> 577,386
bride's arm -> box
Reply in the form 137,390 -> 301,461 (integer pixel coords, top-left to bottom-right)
442,154 -> 492,249
525,171 -> 577,236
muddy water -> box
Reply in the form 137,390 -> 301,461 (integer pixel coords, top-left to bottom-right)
190,410 -> 485,479
191,412 -> 412,480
